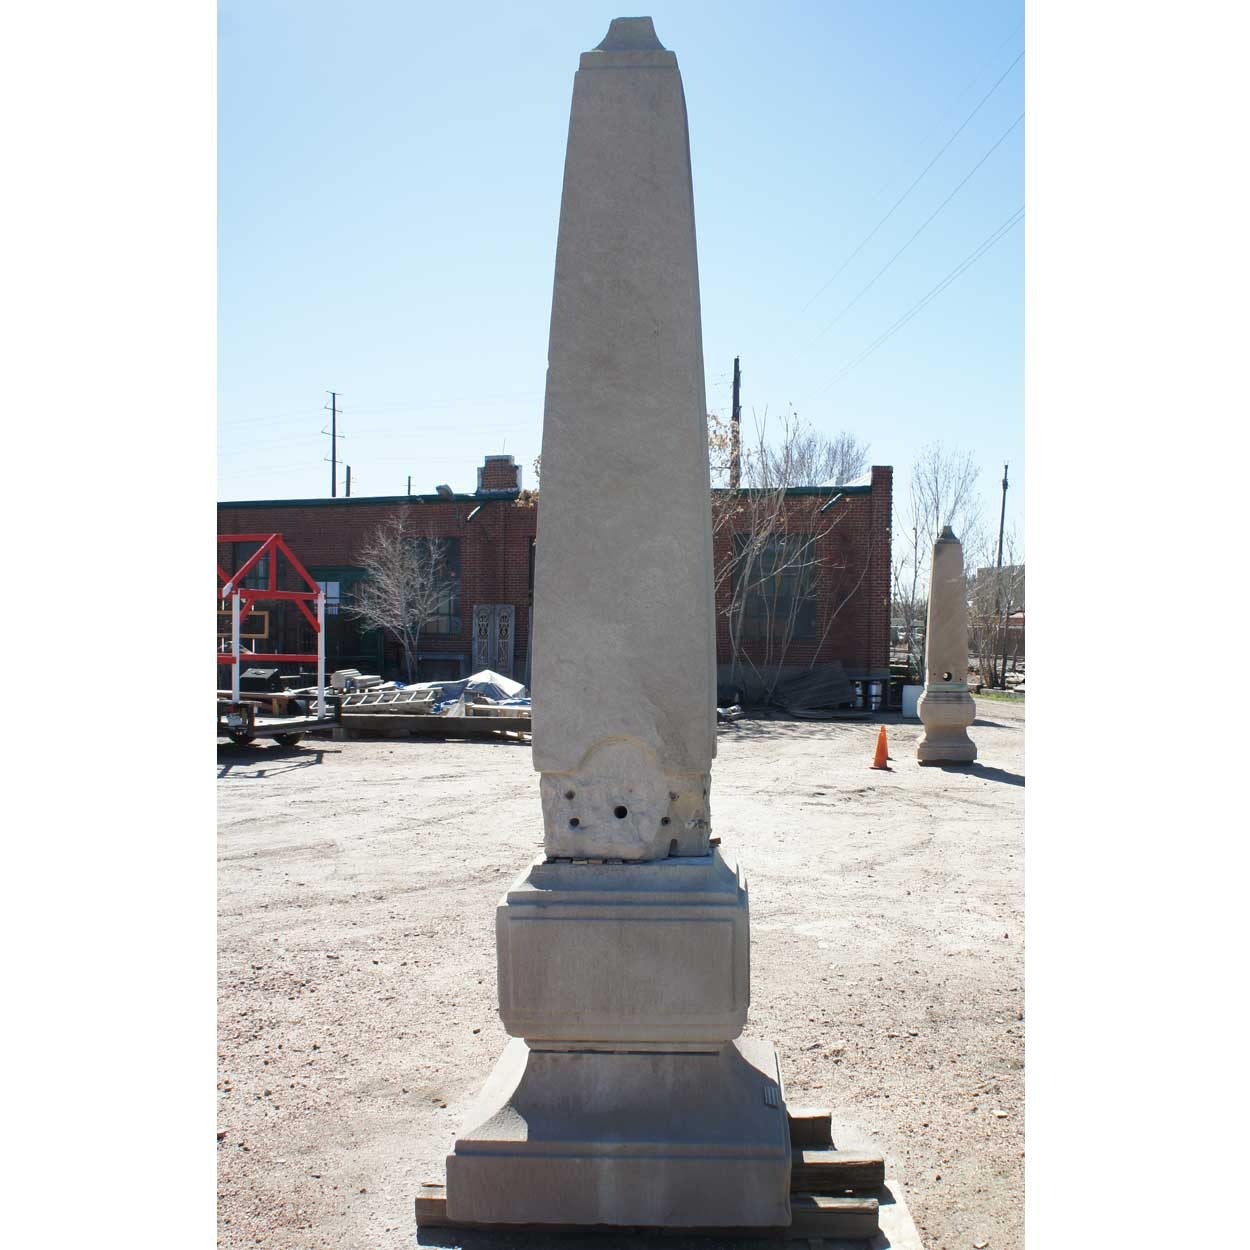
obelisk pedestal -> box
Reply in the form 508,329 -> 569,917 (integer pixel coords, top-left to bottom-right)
916,526 -> 977,764
445,854 -> 790,1227
442,16 -> 791,1229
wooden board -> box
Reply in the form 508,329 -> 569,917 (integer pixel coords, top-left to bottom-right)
786,1193 -> 881,1240
786,1105 -> 833,1150
790,1149 -> 885,1194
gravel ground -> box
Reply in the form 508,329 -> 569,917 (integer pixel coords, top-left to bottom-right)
217,698 -> 1023,1250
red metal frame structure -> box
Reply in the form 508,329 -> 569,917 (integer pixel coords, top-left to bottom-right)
217,533 -> 326,713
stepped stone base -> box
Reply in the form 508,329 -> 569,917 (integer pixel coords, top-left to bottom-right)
445,1037 -> 792,1227
917,686 -> 977,764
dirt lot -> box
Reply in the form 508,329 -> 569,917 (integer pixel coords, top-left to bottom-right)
218,698 -> 1023,1250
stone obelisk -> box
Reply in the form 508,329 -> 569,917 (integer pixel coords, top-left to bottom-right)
916,526 -> 977,764
443,17 -> 792,1228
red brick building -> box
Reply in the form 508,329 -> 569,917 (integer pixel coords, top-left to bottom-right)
218,454 -> 892,695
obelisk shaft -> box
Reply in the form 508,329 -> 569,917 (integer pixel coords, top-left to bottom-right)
531,17 -> 716,860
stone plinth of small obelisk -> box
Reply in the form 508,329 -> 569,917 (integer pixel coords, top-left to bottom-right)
442,17 -> 792,1229
917,526 -> 978,764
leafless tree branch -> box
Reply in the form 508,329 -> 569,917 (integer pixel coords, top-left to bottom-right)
347,513 -> 455,683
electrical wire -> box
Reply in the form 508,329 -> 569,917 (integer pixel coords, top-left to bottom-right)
798,47 -> 1024,316
819,203 -> 1024,393
862,20 -> 1024,209
806,110 -> 1023,348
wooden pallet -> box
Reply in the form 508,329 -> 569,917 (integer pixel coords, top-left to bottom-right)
414,1107 -> 885,1241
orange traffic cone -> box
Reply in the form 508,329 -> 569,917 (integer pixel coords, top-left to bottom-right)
870,725 -> 890,770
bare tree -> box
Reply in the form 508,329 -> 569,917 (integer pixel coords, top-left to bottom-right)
761,426 -> 869,487
347,514 -> 455,683
966,524 -> 1024,689
891,522 -> 927,682
909,442 -> 981,546
891,443 -> 982,683
710,410 -> 872,703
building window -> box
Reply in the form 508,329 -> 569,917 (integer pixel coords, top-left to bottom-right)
315,580 -> 341,615
732,533 -> 819,642
229,541 -> 270,591
301,570 -> 376,667
405,536 -> 462,636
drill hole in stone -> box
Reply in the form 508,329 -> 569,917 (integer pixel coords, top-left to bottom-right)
613,805 -> 628,819
943,671 -> 952,681
564,790 -> 575,800
660,816 -> 671,826
669,839 -> 679,855
568,817 -> 580,829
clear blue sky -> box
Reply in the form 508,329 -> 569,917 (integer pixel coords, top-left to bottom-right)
219,0 -> 1024,548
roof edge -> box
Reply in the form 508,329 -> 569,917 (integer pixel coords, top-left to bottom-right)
218,490 -> 522,509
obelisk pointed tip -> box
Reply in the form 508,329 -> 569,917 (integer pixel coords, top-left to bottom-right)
596,16 -> 666,52
938,524 -> 958,542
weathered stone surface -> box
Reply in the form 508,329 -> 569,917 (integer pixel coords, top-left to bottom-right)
496,851 -> 749,1045
540,742 -> 710,861
530,14 -> 717,862
917,526 -> 977,764
445,1037 -> 792,1227
442,19 -> 792,1232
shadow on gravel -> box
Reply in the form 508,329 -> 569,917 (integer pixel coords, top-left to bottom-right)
347,734 -> 532,748
938,761 -> 1024,787
972,718 -> 1011,728
721,714 -> 878,739
418,1228 -> 789,1250
217,743 -> 335,779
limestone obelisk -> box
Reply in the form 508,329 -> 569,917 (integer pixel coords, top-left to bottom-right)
916,526 -> 978,764
531,14 -> 717,861
442,17 -> 792,1228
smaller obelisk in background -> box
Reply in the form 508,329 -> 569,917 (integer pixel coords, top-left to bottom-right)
916,526 -> 977,764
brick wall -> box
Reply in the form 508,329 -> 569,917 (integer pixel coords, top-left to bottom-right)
218,456 -> 892,685
219,486 -> 537,681
710,466 -> 893,688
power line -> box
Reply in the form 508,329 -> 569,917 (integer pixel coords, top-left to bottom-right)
798,47 -> 1024,316
863,19 -> 1024,208
806,110 -> 1023,348
818,203 -> 1024,393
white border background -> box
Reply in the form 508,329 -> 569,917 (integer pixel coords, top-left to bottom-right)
4,1 -> 1248,1244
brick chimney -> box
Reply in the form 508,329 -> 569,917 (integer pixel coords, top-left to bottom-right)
477,454 -> 522,494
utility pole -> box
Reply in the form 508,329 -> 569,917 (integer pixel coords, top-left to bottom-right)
407,474 -> 412,496
994,463 -> 1008,687
346,465 -> 352,497
324,391 -> 343,497
729,355 -> 741,489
